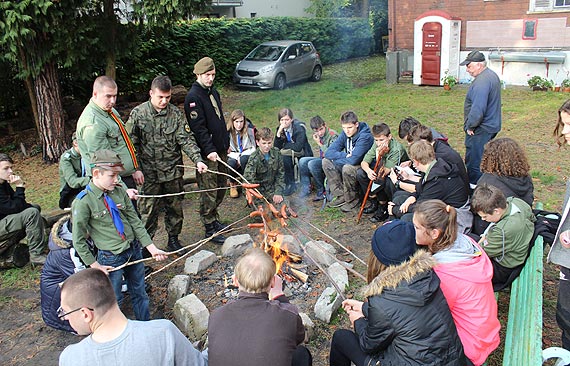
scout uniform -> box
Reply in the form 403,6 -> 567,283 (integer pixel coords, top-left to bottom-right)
243,147 -> 286,200
58,133 -> 89,209
129,98 -> 203,252
71,150 -> 152,320
183,57 -> 229,244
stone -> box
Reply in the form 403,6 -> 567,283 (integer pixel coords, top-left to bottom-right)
221,234 -> 254,257
314,286 -> 343,323
280,235 -> 302,254
184,250 -> 217,275
327,262 -> 349,293
167,275 -> 190,307
298,312 -> 314,343
173,294 -> 209,341
305,240 -> 337,266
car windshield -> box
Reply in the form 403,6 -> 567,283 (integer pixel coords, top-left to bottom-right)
245,45 -> 286,61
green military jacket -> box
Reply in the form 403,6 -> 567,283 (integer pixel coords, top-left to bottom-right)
363,137 -> 408,169
318,127 -> 338,156
243,147 -> 285,198
58,147 -> 89,192
129,101 -> 203,183
71,182 -> 153,266
76,100 -> 137,176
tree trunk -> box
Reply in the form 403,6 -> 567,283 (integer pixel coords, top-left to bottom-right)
104,0 -> 117,79
34,61 -> 67,162
18,46 -> 40,135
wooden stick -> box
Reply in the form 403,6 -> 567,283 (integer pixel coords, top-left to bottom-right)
357,157 -> 382,223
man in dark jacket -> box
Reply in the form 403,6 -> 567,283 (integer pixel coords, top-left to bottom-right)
0,153 -> 46,264
208,248 -> 311,366
322,111 -> 374,211
391,141 -> 469,224
184,57 -> 230,244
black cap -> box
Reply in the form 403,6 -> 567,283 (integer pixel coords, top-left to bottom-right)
371,220 -> 417,266
460,50 -> 485,66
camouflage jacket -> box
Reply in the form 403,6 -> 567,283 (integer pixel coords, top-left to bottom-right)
129,101 -> 203,183
243,147 -> 285,198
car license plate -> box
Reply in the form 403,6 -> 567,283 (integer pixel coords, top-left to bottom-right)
240,79 -> 253,85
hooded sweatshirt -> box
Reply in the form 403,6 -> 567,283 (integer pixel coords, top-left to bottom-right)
324,122 -> 374,166
354,251 -> 465,366
477,173 -> 534,207
433,235 -> 501,365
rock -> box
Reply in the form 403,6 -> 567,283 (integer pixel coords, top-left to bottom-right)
221,234 -> 254,257
173,294 -> 209,341
339,261 -> 354,269
171,84 -> 188,105
327,262 -> 349,292
184,250 -> 218,275
298,312 -> 314,342
280,235 -> 302,254
167,275 -> 190,306
305,240 -> 337,266
314,286 -> 343,323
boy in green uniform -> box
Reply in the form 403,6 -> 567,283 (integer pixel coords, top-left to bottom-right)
72,150 -> 168,320
356,123 -> 408,222
243,128 -> 286,205
58,132 -> 90,209
471,183 -> 536,290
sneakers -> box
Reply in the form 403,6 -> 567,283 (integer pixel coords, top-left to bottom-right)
205,223 -> 226,244
30,253 -> 46,266
229,186 -> 239,198
328,196 -> 346,208
313,192 -> 326,202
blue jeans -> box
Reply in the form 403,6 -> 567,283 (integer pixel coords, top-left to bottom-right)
299,157 -> 325,193
97,241 -> 150,320
464,129 -> 497,185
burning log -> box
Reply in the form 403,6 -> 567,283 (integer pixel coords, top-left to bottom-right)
283,264 -> 308,283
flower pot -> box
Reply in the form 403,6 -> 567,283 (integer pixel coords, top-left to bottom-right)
443,84 -> 451,91
555,86 -> 561,92
564,87 -> 570,93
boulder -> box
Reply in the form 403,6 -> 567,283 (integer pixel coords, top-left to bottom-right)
327,262 -> 349,293
314,286 -> 343,323
298,312 -> 314,343
184,250 -> 217,275
305,240 -> 337,266
221,234 -> 253,257
167,275 -> 191,306
173,294 -> 209,341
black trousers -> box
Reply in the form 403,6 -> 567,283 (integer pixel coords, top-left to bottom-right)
558,266 -> 570,353
292,345 -> 313,366
329,329 -> 368,366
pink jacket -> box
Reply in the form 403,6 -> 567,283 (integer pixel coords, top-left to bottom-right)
433,235 -> 501,366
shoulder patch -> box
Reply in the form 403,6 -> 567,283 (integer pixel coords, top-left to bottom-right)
76,190 -> 88,200
185,124 -> 191,133
190,111 -> 198,120
189,102 -> 196,108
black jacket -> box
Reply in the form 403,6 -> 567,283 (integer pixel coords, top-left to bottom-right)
414,158 -> 469,208
355,251 -> 465,366
433,140 -> 469,193
184,81 -> 229,157
274,119 -> 312,157
477,173 -> 534,207
0,182 -> 31,221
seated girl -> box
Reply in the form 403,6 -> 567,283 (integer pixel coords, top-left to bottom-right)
227,109 -> 256,198
329,220 -> 465,366
413,199 -> 501,365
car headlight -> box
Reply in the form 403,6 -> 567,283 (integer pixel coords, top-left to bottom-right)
259,64 -> 275,74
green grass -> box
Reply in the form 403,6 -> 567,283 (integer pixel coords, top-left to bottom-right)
0,266 -> 40,289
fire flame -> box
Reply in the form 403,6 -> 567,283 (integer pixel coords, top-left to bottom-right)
266,235 -> 291,274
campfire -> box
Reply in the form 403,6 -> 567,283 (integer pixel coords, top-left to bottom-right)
264,235 -> 308,283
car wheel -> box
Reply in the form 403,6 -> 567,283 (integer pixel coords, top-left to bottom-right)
310,65 -> 322,82
274,74 -> 286,90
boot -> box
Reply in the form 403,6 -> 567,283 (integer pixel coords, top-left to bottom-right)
167,235 -> 187,255
213,220 -> 228,231
229,184 -> 239,198
369,203 -> 389,223
362,199 -> 378,214
205,223 -> 226,244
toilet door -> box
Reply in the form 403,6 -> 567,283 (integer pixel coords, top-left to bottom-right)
421,22 -> 442,86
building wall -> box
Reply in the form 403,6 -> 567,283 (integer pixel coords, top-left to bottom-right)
389,0 -> 570,50
234,0 -> 312,18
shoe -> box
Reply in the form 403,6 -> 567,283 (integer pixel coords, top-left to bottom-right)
167,235 -> 187,255
205,223 -> 226,244
341,200 -> 360,213
313,192 -> 326,201
230,186 -> 239,198
363,200 -> 379,215
30,253 -> 46,266
328,196 -> 346,208
369,205 -> 389,223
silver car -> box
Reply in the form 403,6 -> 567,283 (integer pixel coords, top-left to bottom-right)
233,40 -> 322,90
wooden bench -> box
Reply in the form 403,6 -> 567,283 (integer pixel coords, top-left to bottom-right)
502,203 -> 570,365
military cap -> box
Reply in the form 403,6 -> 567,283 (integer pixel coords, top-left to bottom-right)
194,57 -> 215,75
91,149 -> 125,172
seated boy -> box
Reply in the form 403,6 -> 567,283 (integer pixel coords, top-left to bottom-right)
59,132 -> 90,209
322,111 -> 374,211
390,141 -> 469,228
71,149 -> 168,320
471,183 -> 536,290
274,108 -> 309,196
244,127 -> 285,206
0,153 -> 46,265
398,116 -> 448,144
356,123 -> 408,222
208,248 -> 311,366
299,115 -> 338,201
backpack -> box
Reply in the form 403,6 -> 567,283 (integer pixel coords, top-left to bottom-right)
532,209 -> 562,247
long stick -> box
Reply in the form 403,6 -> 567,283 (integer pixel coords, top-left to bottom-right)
357,157 -> 382,223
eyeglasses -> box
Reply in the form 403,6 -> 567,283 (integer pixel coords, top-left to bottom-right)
57,305 -> 94,321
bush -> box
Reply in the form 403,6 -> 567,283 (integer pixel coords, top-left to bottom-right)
118,17 -> 373,93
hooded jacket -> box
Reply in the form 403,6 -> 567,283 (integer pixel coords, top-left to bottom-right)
549,180 -> 570,268
477,173 -> 534,207
324,122 -> 374,166
355,251 -> 465,366
433,235 -> 501,365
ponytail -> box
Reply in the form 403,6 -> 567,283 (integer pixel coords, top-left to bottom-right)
414,200 -> 457,253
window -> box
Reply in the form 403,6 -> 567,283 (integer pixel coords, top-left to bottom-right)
556,0 -> 570,6
530,0 -> 570,11
523,19 -> 538,39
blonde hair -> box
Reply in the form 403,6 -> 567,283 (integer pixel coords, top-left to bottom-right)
409,140 -> 435,165
235,248 -> 276,293
366,251 -> 387,284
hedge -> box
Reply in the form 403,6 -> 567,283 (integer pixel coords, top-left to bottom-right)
117,16 -> 373,92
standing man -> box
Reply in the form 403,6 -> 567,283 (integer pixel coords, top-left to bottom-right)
461,50 -> 502,187
76,76 -> 143,191
184,57 -> 229,244
0,153 -> 46,264
129,76 -> 207,254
